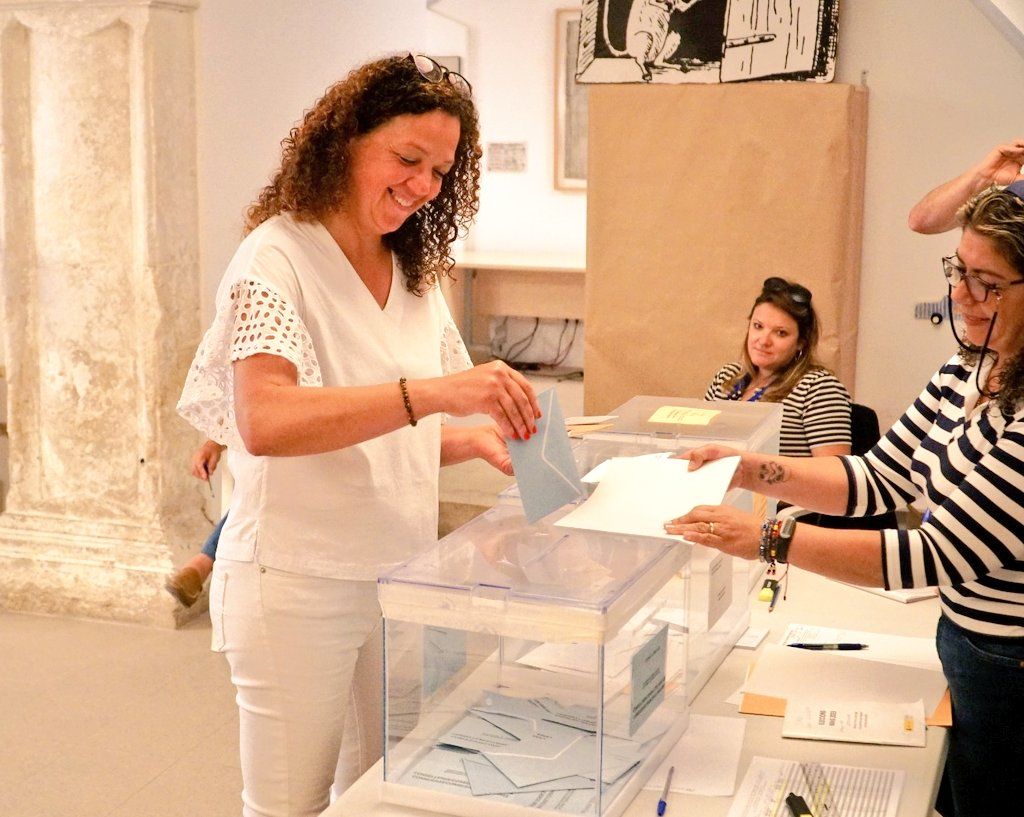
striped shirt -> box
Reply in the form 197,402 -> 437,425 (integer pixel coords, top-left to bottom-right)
705,363 -> 852,457
845,355 -> 1024,636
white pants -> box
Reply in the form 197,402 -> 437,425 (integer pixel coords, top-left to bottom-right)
210,559 -> 383,817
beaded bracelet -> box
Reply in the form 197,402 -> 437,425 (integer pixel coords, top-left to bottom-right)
399,377 -> 417,427
768,519 -> 782,562
759,519 -> 774,563
759,517 -> 785,563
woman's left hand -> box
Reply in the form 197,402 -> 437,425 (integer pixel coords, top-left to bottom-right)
663,504 -> 762,560
474,425 -> 514,475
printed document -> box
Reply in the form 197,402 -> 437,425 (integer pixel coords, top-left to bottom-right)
782,698 -> 927,747
727,756 -> 902,817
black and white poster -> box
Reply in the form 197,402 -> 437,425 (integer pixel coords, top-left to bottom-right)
577,0 -> 839,84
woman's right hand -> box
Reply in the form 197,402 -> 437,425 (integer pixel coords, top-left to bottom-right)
190,439 -> 225,480
975,139 -> 1024,186
440,361 -> 541,440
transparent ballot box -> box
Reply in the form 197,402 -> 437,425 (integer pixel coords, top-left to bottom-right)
378,504 -> 691,817
574,396 -> 782,699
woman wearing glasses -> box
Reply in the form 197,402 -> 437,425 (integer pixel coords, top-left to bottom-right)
704,277 -> 852,457
178,54 -> 540,817
668,181 -> 1024,816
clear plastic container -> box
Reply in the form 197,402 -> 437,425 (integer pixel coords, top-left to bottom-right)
379,503 -> 691,817
575,396 -> 782,698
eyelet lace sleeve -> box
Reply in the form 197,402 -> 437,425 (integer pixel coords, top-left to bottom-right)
177,278 -> 322,449
441,314 -> 472,376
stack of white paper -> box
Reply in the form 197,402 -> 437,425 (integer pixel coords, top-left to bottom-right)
743,644 -> 948,716
555,456 -> 740,540
780,623 -> 941,671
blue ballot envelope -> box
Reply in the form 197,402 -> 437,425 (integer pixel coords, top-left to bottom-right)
507,387 -> 585,523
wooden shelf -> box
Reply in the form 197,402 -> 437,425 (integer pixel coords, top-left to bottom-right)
454,249 -> 585,274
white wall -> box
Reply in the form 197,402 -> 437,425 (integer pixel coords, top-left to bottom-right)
432,0 -> 588,255
195,0 -> 582,319
837,0 -> 1024,425
194,1 -> 1024,427
195,0 -> 467,316
972,0 -> 1024,54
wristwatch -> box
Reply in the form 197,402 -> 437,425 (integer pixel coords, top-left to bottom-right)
774,516 -> 797,564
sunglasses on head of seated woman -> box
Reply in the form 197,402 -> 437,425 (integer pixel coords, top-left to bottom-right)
761,277 -> 811,305
409,53 -> 472,96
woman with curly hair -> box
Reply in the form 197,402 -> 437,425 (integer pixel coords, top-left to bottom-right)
668,180 -> 1024,817
178,54 -> 539,817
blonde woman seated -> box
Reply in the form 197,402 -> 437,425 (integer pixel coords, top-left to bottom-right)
705,277 -> 852,457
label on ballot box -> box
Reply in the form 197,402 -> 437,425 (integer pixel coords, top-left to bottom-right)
630,624 -> 668,735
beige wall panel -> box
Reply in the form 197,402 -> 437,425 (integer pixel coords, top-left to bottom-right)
585,83 -> 868,414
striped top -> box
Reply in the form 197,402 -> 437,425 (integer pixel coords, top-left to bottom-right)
845,355 -> 1024,636
705,363 -> 852,457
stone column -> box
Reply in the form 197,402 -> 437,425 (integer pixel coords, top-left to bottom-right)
0,0 -> 207,625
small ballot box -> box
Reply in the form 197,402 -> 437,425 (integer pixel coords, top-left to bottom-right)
572,396 -> 782,698
378,503 -> 692,817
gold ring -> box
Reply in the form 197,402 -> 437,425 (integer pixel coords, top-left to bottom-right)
708,521 -> 716,536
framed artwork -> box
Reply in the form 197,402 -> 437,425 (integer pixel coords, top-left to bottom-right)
555,8 -> 588,190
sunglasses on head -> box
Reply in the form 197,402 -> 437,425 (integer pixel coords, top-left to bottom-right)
409,53 -> 472,96
762,277 -> 812,305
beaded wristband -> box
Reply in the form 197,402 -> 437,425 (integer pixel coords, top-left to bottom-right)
759,518 -> 774,563
768,519 -> 782,562
399,377 -> 417,427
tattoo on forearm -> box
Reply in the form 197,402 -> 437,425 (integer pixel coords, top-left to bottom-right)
759,461 -> 787,485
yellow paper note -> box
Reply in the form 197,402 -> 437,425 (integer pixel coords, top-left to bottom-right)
647,406 -> 720,425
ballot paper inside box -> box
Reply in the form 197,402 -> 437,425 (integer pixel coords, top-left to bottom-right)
377,503 -> 692,817
572,396 -> 783,702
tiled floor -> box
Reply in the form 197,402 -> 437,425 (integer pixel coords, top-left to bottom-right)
0,610 -> 240,817
1,372 -> 583,817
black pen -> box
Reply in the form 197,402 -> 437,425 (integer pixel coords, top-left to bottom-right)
785,792 -> 814,816
788,642 -> 868,650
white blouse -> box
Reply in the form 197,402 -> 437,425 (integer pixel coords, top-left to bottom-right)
177,213 -> 472,580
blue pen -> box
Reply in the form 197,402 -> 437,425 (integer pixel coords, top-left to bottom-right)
657,766 -> 674,815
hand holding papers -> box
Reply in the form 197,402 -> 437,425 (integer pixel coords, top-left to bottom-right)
556,455 -> 740,540
507,388 -> 585,524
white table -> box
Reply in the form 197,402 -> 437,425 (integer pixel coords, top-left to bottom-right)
323,568 -> 946,817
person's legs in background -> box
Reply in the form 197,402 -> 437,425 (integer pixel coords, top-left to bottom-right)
935,614 -> 1024,816
165,513 -> 227,608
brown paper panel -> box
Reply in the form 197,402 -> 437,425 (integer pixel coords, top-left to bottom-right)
585,83 -> 868,413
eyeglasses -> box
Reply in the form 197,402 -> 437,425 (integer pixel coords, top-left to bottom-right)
942,255 -> 1024,303
409,53 -> 472,96
762,277 -> 811,305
